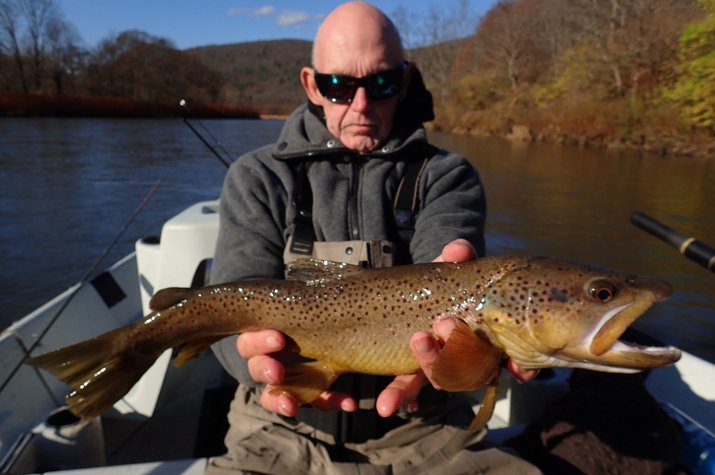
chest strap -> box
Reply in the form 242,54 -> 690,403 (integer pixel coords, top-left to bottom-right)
393,157 -> 430,264
288,155 -> 431,263
289,160 -> 317,256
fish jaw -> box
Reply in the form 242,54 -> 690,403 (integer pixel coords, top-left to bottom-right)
550,290 -> 682,372
477,260 -> 682,373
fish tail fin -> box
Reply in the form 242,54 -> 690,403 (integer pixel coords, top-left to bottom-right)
26,326 -> 160,420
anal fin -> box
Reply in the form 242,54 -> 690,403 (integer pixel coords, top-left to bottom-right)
268,361 -> 338,405
174,335 -> 225,366
432,320 -> 503,391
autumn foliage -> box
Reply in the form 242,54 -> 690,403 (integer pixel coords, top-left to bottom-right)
430,0 -> 715,156
1,0 -> 714,155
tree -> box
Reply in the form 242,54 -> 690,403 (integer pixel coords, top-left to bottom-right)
20,0 -> 55,90
45,15 -> 83,94
472,0 -> 540,91
0,0 -> 81,93
0,0 -> 28,92
392,0 -> 477,101
562,0 -> 698,97
87,30 -> 222,104
663,0 -> 715,131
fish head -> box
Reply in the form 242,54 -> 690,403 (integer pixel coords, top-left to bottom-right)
480,257 -> 681,372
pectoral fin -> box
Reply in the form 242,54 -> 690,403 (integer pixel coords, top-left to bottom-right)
432,320 -> 503,391
268,361 -> 338,405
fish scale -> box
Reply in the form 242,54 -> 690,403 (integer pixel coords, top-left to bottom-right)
27,256 -> 681,423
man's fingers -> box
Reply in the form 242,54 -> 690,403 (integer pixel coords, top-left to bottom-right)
260,386 -> 357,416
433,317 -> 456,342
376,373 -> 426,417
260,387 -> 298,417
411,331 -> 440,362
507,360 -> 539,382
433,238 -> 476,263
311,391 -> 358,412
237,329 -> 284,358
410,318 -> 457,389
247,354 -> 284,385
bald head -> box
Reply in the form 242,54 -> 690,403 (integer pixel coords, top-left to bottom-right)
301,2 -> 408,153
312,2 -> 404,71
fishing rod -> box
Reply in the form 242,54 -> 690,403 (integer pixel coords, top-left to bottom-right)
0,180 -> 162,396
631,211 -> 715,273
179,98 -> 234,169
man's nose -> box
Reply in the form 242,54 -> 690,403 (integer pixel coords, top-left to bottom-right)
350,86 -> 370,111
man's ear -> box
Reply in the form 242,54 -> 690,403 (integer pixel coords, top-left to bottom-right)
301,67 -> 324,106
398,62 -> 416,102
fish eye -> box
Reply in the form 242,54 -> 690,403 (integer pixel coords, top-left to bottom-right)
589,280 -> 616,302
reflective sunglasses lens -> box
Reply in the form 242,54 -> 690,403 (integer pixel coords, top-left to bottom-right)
315,73 -> 355,103
314,63 -> 405,103
367,69 -> 403,99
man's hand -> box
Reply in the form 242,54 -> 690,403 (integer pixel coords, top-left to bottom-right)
237,329 -> 358,416
375,239 -> 539,417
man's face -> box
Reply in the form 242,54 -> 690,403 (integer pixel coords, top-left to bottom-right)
305,46 -> 402,154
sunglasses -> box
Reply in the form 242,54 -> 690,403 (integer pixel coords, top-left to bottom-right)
314,62 -> 408,104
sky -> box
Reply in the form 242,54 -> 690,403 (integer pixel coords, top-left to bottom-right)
54,0 -> 498,50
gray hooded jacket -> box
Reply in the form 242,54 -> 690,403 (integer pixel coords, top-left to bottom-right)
211,101 -> 487,384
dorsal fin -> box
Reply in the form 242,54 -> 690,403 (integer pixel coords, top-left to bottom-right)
286,259 -> 364,286
149,287 -> 194,311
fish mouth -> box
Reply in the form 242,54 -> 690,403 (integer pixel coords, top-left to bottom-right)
576,291 -> 681,372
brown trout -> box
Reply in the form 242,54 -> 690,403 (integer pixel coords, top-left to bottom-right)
27,257 -> 681,427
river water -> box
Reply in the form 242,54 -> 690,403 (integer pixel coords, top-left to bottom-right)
1,118 -> 713,362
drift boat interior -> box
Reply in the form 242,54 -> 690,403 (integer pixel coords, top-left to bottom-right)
1,200 -> 714,474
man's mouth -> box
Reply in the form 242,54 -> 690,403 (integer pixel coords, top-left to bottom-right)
343,122 -> 377,132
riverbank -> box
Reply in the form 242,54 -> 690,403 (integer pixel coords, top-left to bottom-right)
434,98 -> 715,160
440,122 -> 715,160
3,92 -> 713,159
0,92 -> 260,119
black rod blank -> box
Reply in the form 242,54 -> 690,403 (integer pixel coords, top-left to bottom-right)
631,211 -> 715,273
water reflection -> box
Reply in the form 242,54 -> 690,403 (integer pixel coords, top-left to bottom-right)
0,118 -> 283,331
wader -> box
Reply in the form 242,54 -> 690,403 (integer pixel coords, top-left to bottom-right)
206,157 -> 541,474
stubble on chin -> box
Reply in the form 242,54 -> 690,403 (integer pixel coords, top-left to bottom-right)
340,124 -> 385,154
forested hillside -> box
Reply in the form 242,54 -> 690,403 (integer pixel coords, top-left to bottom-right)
1,0 -> 714,156
189,40 -> 311,115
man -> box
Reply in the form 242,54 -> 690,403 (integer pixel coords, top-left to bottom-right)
207,2 -> 540,473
